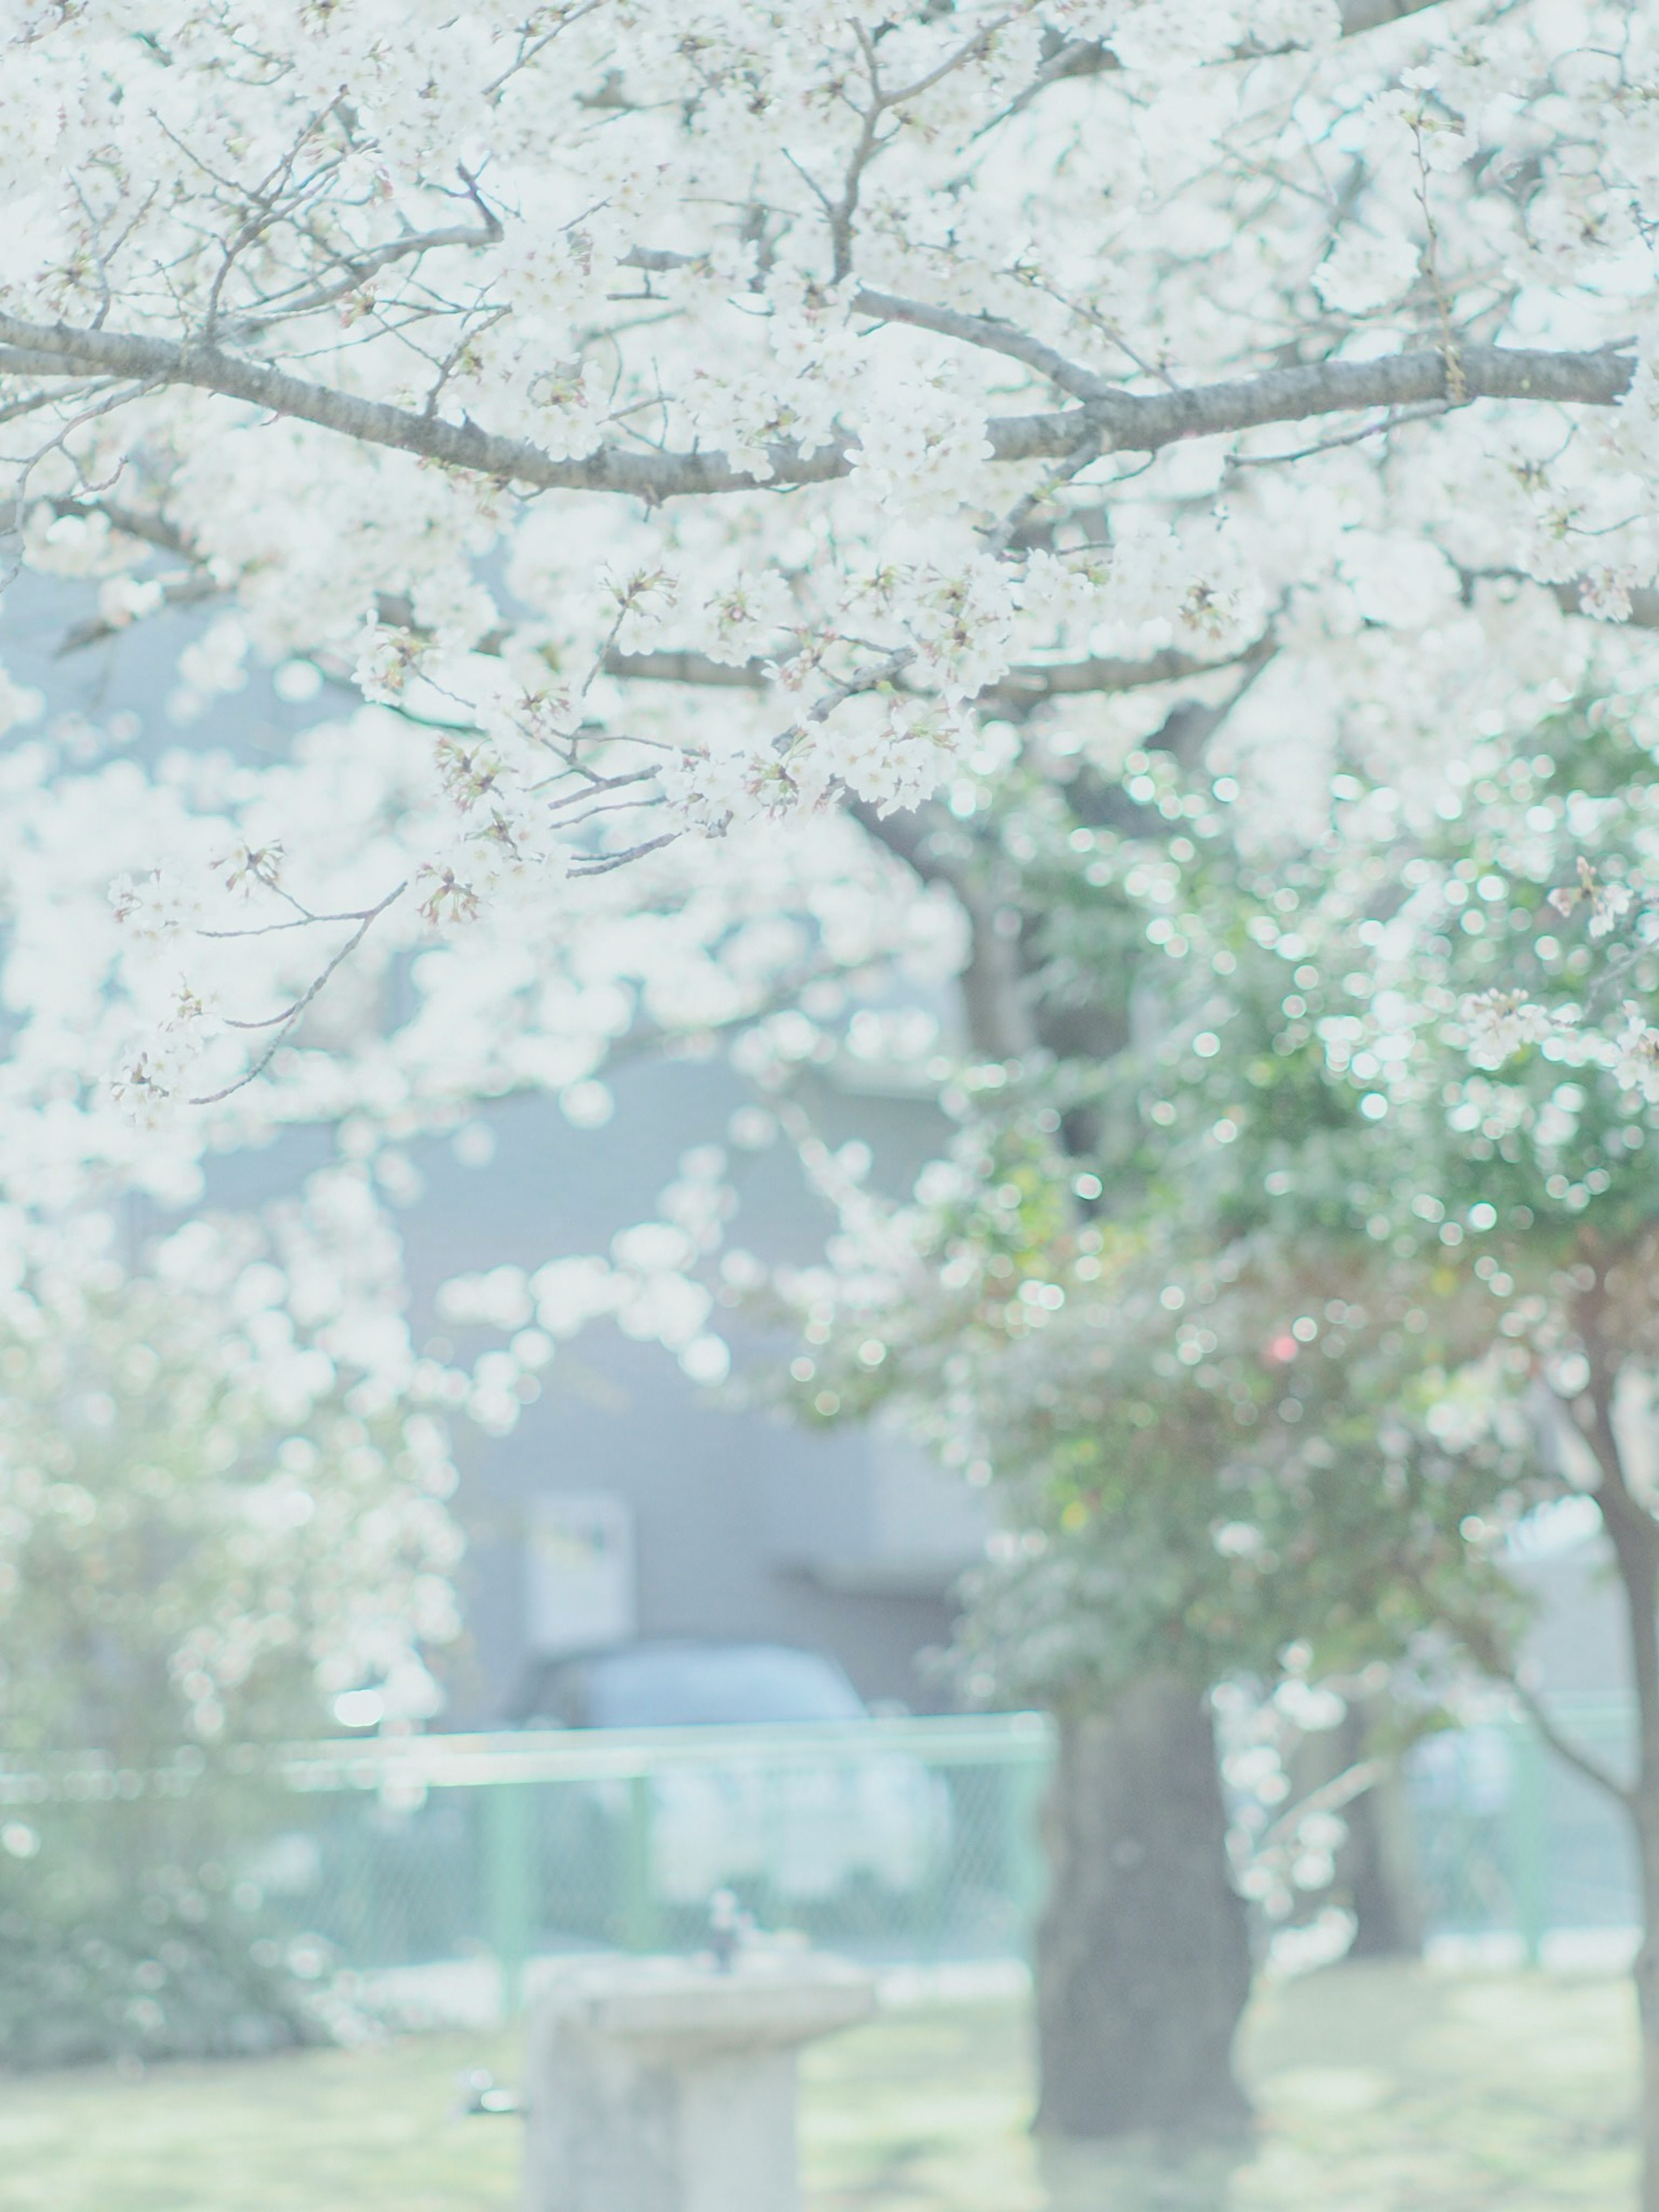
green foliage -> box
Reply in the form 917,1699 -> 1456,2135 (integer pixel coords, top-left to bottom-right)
0,1817 -> 328,2069
786,701 -> 1659,1716
0,1230 -> 460,1767
0,1210 -> 462,2067
797,1187 -> 1528,1709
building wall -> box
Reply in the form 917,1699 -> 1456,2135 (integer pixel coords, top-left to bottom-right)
390,1065 -> 981,1722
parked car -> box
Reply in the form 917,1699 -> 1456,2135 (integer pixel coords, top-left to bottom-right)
512,1640 -> 951,1912
513,1638 -> 868,1730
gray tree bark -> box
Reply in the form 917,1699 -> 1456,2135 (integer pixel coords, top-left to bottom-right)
0,311 -> 1632,500
1035,1678 -> 1254,2139
1336,1707 -> 1425,1959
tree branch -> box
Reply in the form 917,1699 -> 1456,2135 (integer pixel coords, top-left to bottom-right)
1031,0 -> 1450,95
47,494 -> 199,560
984,643 -> 1261,713
1335,0 -> 1451,33
223,207 -> 504,342
187,879 -> 407,1105
846,799 -> 1036,1058
851,288 -> 1115,400
606,648 -> 769,689
55,572 -> 220,656
606,636 -> 1275,712
1454,1600 -> 1634,1809
0,312 -> 1635,501
568,830 -> 680,875
1549,577 -> 1659,629
1511,1678 -> 1633,1809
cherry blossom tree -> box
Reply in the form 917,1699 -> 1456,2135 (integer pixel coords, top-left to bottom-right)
3,0 -> 1659,2154
0,0 -> 1656,1129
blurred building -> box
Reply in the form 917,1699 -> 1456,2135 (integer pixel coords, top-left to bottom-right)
391,1062 -> 991,1724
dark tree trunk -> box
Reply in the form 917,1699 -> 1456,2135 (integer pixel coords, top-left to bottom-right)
1605,1502 -> 1659,2212
1332,1703 -> 1423,1959
1035,1676 -> 1253,2140
1341,1774 -> 1424,1958
1576,1299 -> 1659,2212
1634,1810 -> 1659,2212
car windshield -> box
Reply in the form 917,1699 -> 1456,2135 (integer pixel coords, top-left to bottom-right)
584,1644 -> 867,1727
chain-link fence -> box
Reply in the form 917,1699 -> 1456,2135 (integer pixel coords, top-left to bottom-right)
5,1699 -> 1640,2023
269,1716 -> 1051,2010
1408,1696 -> 1636,1963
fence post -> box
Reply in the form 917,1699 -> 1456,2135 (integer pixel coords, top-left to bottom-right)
1001,1754 -> 1048,1948
1510,1719 -> 1548,1969
620,1773 -> 660,1953
483,1782 -> 534,2020
339,1798 -> 383,1966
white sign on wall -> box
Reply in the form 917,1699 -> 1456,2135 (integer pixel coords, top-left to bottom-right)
525,1493 -> 637,1657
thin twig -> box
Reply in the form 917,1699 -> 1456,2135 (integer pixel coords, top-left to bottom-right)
188,880 -> 407,1103
568,831 -> 680,875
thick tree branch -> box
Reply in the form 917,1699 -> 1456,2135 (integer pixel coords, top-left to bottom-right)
624,257 -> 1113,395
846,798 -> 963,893
986,644 -> 1259,712
1459,568 -> 1659,630
56,572 -> 219,656
1033,0 -> 1450,93
605,641 -> 1251,709
48,494 -> 199,561
1551,578 -> 1659,629
848,800 -> 1036,1058
606,649 -> 768,689
1336,0 -> 1452,27
0,313 -> 1635,502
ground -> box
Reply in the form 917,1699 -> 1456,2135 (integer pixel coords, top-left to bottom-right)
0,1963 -> 1635,2211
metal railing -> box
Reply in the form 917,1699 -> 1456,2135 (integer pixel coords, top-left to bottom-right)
6,1700 -> 1640,2012
271,1714 -> 1054,2012
1406,1695 -> 1636,1964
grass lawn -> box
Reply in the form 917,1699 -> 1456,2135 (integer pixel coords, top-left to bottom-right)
0,1962 -> 1636,2212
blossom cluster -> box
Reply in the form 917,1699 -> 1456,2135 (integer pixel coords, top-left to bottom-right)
0,0 -> 1653,1111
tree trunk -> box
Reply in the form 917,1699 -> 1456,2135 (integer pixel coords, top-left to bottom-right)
1342,1777 -> 1424,1958
1608,1510 -> 1659,2212
1594,1392 -> 1659,2212
1035,1676 -> 1253,2139
1633,1811 -> 1659,2212
1334,1703 -> 1424,1959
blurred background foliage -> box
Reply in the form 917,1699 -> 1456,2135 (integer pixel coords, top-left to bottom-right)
0,1219 -> 460,2065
